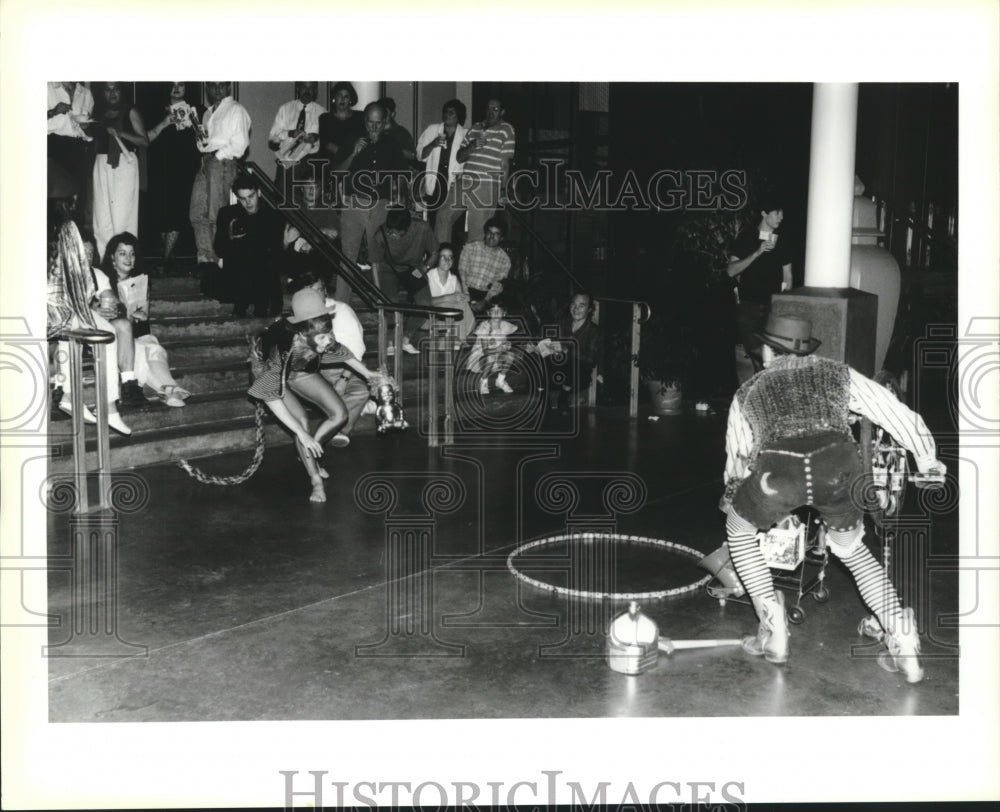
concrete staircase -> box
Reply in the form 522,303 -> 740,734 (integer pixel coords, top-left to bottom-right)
48,266 -> 537,473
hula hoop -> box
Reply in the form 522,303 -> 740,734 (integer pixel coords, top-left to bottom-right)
506,533 -> 712,601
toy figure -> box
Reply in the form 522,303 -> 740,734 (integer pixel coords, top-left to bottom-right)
372,379 -> 408,434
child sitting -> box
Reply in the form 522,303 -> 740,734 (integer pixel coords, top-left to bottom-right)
466,304 -> 518,394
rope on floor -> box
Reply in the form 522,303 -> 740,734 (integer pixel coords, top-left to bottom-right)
176,402 -> 267,485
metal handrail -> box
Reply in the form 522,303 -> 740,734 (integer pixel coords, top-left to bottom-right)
503,205 -> 588,291
54,327 -> 116,512
244,161 -> 463,445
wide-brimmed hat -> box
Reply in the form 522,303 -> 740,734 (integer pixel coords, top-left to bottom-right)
754,313 -> 821,355
287,288 -> 335,324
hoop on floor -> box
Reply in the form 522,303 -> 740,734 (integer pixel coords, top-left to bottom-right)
506,532 -> 712,601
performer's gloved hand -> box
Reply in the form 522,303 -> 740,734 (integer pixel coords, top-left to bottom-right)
914,458 -> 947,489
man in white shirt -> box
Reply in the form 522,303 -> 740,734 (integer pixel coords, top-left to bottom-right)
189,81 -> 251,267
268,82 -> 325,201
47,82 -> 95,215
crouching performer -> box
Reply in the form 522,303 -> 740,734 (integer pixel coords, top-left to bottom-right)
249,288 -> 373,503
720,312 -> 946,682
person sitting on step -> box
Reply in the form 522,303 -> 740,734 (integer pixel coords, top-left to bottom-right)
467,303 -> 518,395
102,232 -> 191,407
48,216 -> 132,435
720,311 -> 947,683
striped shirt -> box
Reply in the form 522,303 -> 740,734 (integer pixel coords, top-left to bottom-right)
724,365 -> 938,487
461,121 -> 515,179
458,240 -> 511,293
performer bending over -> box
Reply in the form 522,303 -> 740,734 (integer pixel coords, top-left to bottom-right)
249,288 -> 372,503
721,312 -> 946,683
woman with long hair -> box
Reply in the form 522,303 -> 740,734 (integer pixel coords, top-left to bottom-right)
102,232 -> 190,406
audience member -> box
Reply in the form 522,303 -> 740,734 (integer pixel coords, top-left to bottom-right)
401,242 -> 475,350
102,232 -> 191,407
336,102 -> 409,302
214,172 -> 295,318
190,81 -> 251,268
435,97 -> 515,244
368,206 -> 439,352
284,163 -> 341,281
457,216 -> 511,311
377,96 -> 417,163
47,82 -> 95,223
530,291 -> 603,413
146,82 -> 204,273
415,99 -> 467,220
269,81 -> 325,200
727,191 -> 793,375
91,82 -> 148,259
48,214 -> 132,435
467,304 -> 518,395
317,81 -> 365,195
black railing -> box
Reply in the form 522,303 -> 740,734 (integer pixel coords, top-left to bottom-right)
244,161 -> 463,446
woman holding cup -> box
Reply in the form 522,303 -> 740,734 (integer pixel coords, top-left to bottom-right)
415,99 -> 467,218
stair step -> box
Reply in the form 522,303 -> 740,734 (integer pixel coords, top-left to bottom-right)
51,387 -> 255,434
48,384 -> 542,474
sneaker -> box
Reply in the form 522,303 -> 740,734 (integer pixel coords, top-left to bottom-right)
107,411 -> 132,436
58,399 -> 97,424
479,379 -> 490,395
329,433 -> 351,448
119,379 -> 147,408
401,340 -> 419,355
497,379 -> 514,394
878,607 -> 924,683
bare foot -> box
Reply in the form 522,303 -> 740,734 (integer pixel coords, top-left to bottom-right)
309,478 -> 327,503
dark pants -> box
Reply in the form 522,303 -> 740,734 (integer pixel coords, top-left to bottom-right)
736,300 -> 768,369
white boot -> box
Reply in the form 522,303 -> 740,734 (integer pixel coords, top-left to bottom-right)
878,608 -> 924,683
495,373 -> 513,394
741,591 -> 789,664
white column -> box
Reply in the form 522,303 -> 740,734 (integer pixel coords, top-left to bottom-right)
804,83 -> 859,287
353,82 -> 382,109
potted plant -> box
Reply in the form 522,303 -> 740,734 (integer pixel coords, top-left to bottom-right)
638,311 -> 698,415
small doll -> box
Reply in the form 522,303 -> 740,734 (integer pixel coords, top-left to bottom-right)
466,304 -> 518,394
370,372 -> 408,434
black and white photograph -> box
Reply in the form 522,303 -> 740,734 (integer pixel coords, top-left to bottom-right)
2,2 -> 998,810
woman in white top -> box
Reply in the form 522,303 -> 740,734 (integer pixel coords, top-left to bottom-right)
402,243 -> 475,349
103,232 -> 190,407
415,99 -> 467,214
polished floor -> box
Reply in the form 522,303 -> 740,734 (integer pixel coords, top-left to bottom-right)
46,380 -> 961,721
